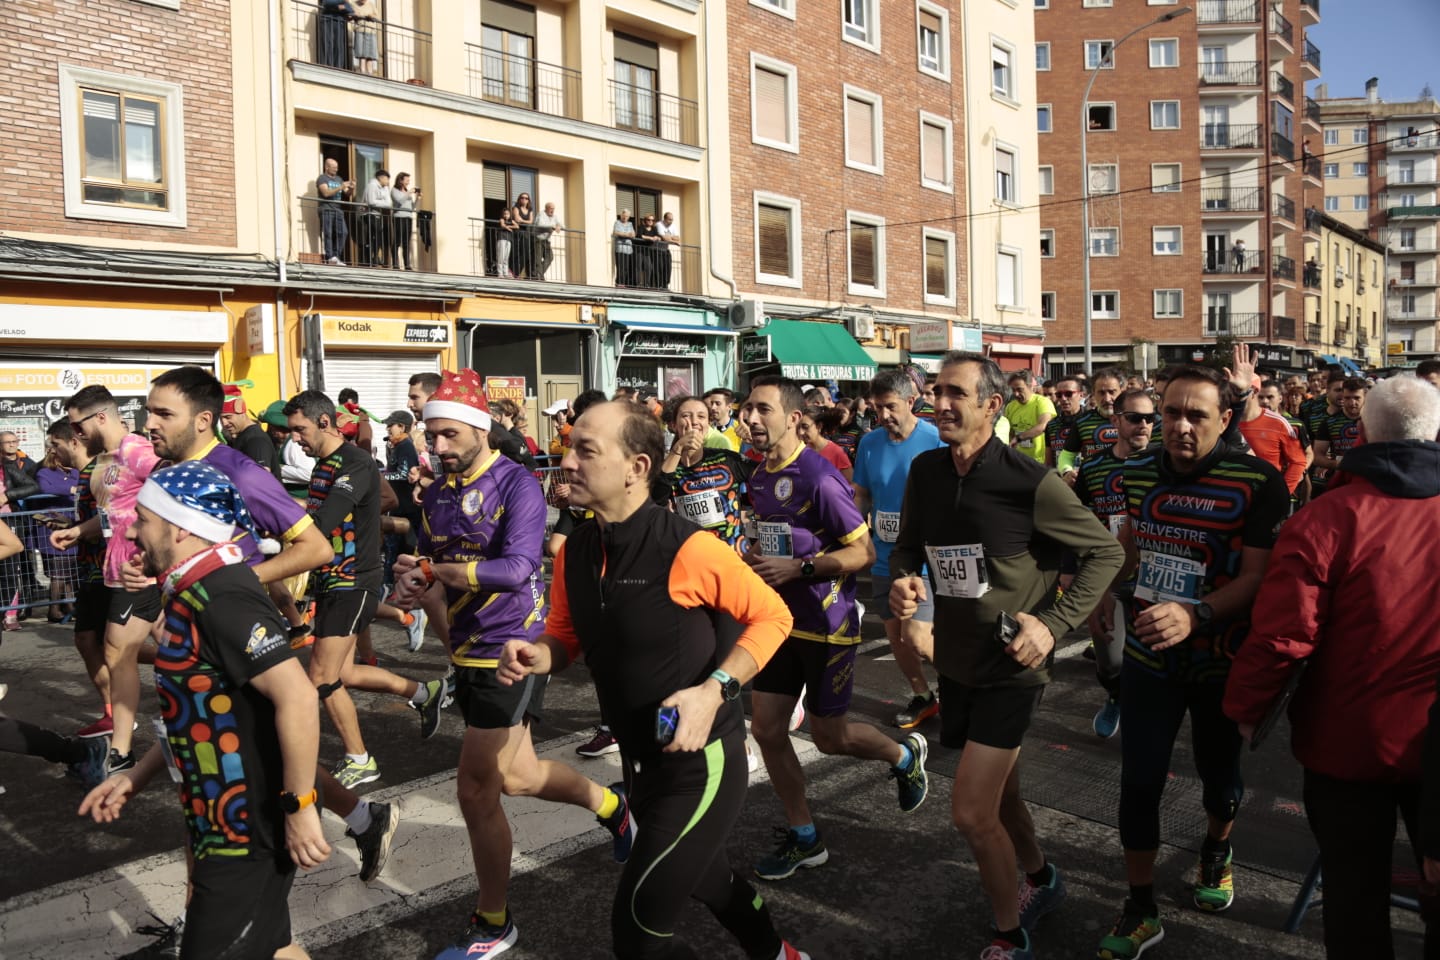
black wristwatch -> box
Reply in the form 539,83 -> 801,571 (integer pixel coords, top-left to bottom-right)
709,669 -> 742,701
1193,601 -> 1215,628
799,558 -> 816,578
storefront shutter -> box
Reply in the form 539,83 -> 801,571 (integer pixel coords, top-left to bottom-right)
318,353 -> 440,427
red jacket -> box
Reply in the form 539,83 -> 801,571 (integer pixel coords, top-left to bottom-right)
1224,440 -> 1440,783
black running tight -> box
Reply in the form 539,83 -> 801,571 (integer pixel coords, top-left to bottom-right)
0,712 -> 86,764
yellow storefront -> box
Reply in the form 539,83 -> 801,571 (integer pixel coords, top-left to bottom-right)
296,309 -> 458,419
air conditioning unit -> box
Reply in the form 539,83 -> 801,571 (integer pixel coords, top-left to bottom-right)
728,299 -> 768,331
845,311 -> 876,341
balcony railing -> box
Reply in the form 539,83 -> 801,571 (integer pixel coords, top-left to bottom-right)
1201,123 -> 1262,150
1393,133 -> 1440,151
609,239 -> 703,294
1200,60 -> 1261,86
1391,269 -> 1440,286
1334,323 -> 1348,345
1299,0 -> 1320,17
1202,186 -> 1264,212
1357,328 -> 1370,346
1269,9 -> 1294,44
464,45 -> 580,120
292,1 -> 433,86
1203,249 -> 1265,274
1205,312 -> 1263,337
1273,193 -> 1296,221
1304,156 -> 1322,179
1389,205 -> 1440,219
1306,321 -> 1322,342
608,80 -> 700,147
1196,0 -> 1260,24
1272,131 -> 1294,160
1274,315 -> 1297,340
468,218 -> 586,284
1305,96 -> 1321,126
1270,71 -> 1295,103
1273,253 -> 1297,280
296,197 -> 434,271
1302,38 -> 1322,71
1303,259 -> 1322,287
1305,207 -> 1323,233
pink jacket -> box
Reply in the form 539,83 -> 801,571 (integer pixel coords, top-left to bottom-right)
103,435 -> 161,586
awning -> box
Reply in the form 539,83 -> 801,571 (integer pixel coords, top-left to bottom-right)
756,319 -> 876,381
909,353 -> 944,374
1339,357 -> 1363,375
613,320 -> 737,338
1319,353 -> 1339,365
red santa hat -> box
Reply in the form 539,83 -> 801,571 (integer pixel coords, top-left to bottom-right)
222,384 -> 246,416
423,369 -> 492,431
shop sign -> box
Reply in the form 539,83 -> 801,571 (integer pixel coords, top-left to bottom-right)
245,304 -> 275,356
910,322 -> 951,352
957,328 -> 984,352
622,332 -> 706,358
484,376 -> 526,405
740,336 -> 772,364
1253,345 -> 1293,367
0,305 -> 227,344
616,365 -> 660,397
321,316 -> 451,348
779,362 -> 876,382
1388,342 -> 1407,355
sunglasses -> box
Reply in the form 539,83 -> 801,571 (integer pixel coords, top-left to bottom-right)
1055,390 -> 1078,398
69,410 -> 103,431
1119,412 -> 1160,425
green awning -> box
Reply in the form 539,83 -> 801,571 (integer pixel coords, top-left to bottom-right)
758,319 -> 877,382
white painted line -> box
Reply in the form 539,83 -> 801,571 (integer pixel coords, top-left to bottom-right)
1055,638 -> 1093,661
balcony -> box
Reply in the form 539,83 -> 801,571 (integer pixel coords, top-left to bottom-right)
1391,268 -> 1440,287
1302,38 -> 1322,75
1274,315 -> 1297,340
1357,328 -> 1370,347
464,45 -> 581,120
1202,186 -> 1264,212
296,198 -> 434,271
1303,155 -> 1322,180
609,238 -> 702,294
1196,0 -> 1260,25
1200,60 -> 1261,86
1334,322 -> 1348,346
1305,206 -> 1323,234
1306,321 -> 1323,342
1304,259 -> 1322,288
1304,96 -> 1321,128
1388,205 -> 1440,219
468,218 -> 586,284
1205,312 -> 1263,337
1270,71 -> 1294,104
1299,0 -> 1320,22
1273,252 -> 1297,281
291,1 -> 433,87
1271,131 -> 1294,160
1203,249 -> 1265,274
1393,133 -> 1440,152
1201,123 -> 1262,150
1268,9 -> 1294,46
609,80 -> 699,147
1389,170 -> 1440,186
1272,193 -> 1296,222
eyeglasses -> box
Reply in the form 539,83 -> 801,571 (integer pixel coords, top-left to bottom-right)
1119,412 -> 1160,425
69,410 -> 103,431
1055,390 -> 1078,398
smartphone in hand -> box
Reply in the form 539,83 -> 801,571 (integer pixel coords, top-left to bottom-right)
996,611 -> 1020,646
655,706 -> 679,746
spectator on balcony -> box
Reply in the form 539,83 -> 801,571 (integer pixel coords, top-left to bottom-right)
612,209 -> 636,286
636,214 -> 662,288
534,202 -> 563,280
512,193 -> 536,278
317,0 -> 353,70
1231,237 -> 1247,272
495,206 -> 517,278
1305,257 -> 1320,287
317,158 -> 353,265
390,173 -> 418,270
656,211 -> 680,290
362,168 -> 392,267
350,0 -> 380,76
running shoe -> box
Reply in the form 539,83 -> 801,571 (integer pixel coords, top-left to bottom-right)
406,608 -> 428,652
348,800 -> 400,883
332,755 -> 381,788
288,623 -> 314,649
1017,865 -> 1067,931
121,913 -> 184,960
596,782 -> 635,863
77,715 -> 114,739
1097,899 -> 1164,958
789,694 -> 806,732
414,679 -> 446,739
107,749 -> 136,776
892,732 -> 929,813
576,726 -> 619,757
746,746 -> 760,775
66,735 -> 112,791
779,943 -> 811,960
0,683 -> 6,700
433,910 -> 517,960
441,663 -> 456,709
1194,846 -> 1235,912
754,826 -> 829,880
1092,697 -> 1121,739
895,691 -> 940,729
980,931 -> 1034,960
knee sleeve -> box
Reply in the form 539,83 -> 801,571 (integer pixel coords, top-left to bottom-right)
316,679 -> 345,701
1201,776 -> 1243,826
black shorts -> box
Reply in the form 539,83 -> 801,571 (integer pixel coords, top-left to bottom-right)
937,676 -> 1044,751
107,585 -> 162,626
181,855 -> 295,960
751,639 -> 856,719
453,666 -> 546,729
314,589 -> 378,639
73,582 -> 109,634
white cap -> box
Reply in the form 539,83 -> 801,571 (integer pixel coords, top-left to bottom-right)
543,399 -> 570,416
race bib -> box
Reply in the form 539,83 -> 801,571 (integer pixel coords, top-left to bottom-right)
756,521 -> 793,560
1018,436 -> 1035,449
153,717 -> 182,783
99,507 -> 114,539
1107,513 -> 1128,537
875,510 -> 901,544
677,491 -> 727,529
925,543 -> 990,600
1134,550 -> 1203,604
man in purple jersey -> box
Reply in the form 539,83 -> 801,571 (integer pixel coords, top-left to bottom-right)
741,375 -> 930,882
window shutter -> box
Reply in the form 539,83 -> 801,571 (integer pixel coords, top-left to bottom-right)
483,164 -> 509,201
925,236 -> 947,296
850,222 -> 876,287
754,67 -> 788,143
920,10 -> 941,37
846,96 -> 874,167
614,33 -> 659,72
757,204 -> 791,277
997,252 -> 1016,306
921,122 -> 944,182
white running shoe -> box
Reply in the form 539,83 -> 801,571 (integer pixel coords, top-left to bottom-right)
789,690 -> 806,732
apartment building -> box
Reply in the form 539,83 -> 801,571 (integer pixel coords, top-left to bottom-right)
724,0 -> 1044,385
1035,0 -> 1323,377
1317,79 -> 1440,360
1310,214 -> 1385,369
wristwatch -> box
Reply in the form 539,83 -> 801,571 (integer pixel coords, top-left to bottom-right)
709,669 -> 742,701
1193,601 -> 1215,627
799,558 -> 816,578
279,788 -> 318,814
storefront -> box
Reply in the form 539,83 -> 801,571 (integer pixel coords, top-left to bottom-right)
604,306 -> 734,400
909,323 -> 983,374
739,319 -> 877,393
303,313 -> 454,418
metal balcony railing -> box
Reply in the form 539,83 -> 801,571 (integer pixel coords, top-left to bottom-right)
1393,133 -> 1440,151
1391,268 -> 1440,286
292,1 -> 433,86
1306,321 -> 1323,342
1196,0 -> 1260,24
464,45 -> 581,120
1200,60 -> 1261,86
1334,323 -> 1348,345
609,80 -> 700,147
1203,249 -> 1265,273
296,197 -> 434,271
1271,71 -> 1295,103
1201,123 -> 1262,150
468,218 -> 586,284
1303,260 -> 1323,287
1205,312 -> 1263,337
1389,205 -> 1440,219
1302,38 -> 1322,70
1202,186 -> 1264,212
1304,156 -> 1322,179
1272,131 -> 1295,160
1273,253 -> 1297,280
1269,9 -> 1294,44
1273,193 -> 1296,221
610,239 -> 703,294
1305,96 -> 1321,125
1305,207 -> 1323,232
1274,315 -> 1297,339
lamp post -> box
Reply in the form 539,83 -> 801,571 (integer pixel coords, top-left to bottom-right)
1081,6 -> 1192,376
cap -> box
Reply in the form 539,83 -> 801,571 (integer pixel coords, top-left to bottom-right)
423,369 -> 493,431
137,461 -> 257,547
542,399 -> 570,416
260,401 -> 288,428
383,410 -> 414,430
222,384 -> 246,416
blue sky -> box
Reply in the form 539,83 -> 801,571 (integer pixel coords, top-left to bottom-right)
1307,0 -> 1438,103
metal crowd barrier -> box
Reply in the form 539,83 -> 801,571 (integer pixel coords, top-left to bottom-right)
1,499 -> 81,619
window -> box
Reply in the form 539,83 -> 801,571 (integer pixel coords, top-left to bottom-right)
1323,163 -> 1339,178
1089,163 -> 1118,194
613,35 -> 659,136
1036,42 -> 1051,71
843,87 -> 884,173
1151,163 -> 1181,192
1401,294 -> 1417,315
1041,291 -> 1056,322
919,113 -> 953,191
1037,104 -> 1052,133
1153,226 -> 1181,255
750,56 -> 798,152
1090,227 -> 1119,256
1353,195 -> 1369,211
480,8 -> 538,111
844,0 -> 878,49
1398,192 -> 1418,206
1083,0 -> 1113,6
1154,289 -> 1183,318
1040,229 -> 1055,258
1352,162 -> 1368,176
1151,100 -> 1180,129
1396,159 -> 1417,183
1323,196 -> 1339,211
992,41 -> 1015,100
1353,127 -> 1368,144
917,4 -> 948,77
1087,103 -> 1116,131
1400,228 -> 1417,249
1323,129 -> 1340,145
1038,165 -> 1054,195
1035,0 -> 1048,7
754,193 -> 801,286
1149,38 -> 1179,67
749,0 -> 795,17
1091,291 -> 1120,319
924,230 -> 955,303
995,145 -> 1018,202
996,247 -> 1021,308
847,213 -> 885,295
59,65 -> 186,226
1085,40 -> 1115,70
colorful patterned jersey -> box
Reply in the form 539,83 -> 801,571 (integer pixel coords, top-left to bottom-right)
306,443 -> 382,594
1044,414 -> 1079,465
1075,446 -> 1130,531
830,425 -> 864,462
661,449 -> 753,551
1122,446 -> 1290,681
74,458 -> 103,585
746,445 -> 869,644
418,450 -> 547,667
1317,412 -> 1364,458
1300,396 -> 1329,440
1063,409 -> 1120,463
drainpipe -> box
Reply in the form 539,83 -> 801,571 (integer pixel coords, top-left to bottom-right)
269,0 -> 287,287
702,0 -> 739,386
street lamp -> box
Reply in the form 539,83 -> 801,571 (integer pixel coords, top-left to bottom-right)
1081,6 -> 1192,376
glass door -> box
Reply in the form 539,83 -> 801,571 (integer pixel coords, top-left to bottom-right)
1202,105 -> 1230,147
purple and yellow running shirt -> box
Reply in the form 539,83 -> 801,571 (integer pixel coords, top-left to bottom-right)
189,439 -> 313,568
418,450 -> 547,668
746,445 -> 869,644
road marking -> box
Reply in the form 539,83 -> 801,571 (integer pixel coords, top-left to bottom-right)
1055,638 -> 1092,660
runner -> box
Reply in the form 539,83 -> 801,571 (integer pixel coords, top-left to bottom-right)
660,395 -> 753,552
740,375 -> 929,882
1044,377 -> 1083,475
80,462 -> 329,960
1059,369 -> 1124,474
387,371 -> 633,960
1302,369 -> 1345,496
705,387 -> 743,450
1096,365 -> 1288,959
1256,378 -> 1313,503
889,351 -> 1124,960
1312,377 -> 1368,492
1004,370 -> 1055,465
851,369 -> 944,729
1236,383 -> 1307,497
283,390 -> 448,789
